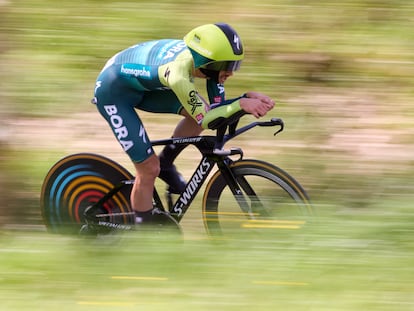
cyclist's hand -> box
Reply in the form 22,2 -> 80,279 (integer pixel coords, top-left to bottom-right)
240,93 -> 275,118
245,91 -> 275,106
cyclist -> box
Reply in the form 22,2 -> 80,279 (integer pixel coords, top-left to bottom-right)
93,23 -> 275,224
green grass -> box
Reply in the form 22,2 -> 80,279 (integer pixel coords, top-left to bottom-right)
1,198 -> 413,310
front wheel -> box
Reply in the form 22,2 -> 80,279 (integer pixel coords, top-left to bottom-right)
202,159 -> 313,238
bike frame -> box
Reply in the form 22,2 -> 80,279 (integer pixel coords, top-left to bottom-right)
151,135 -> 243,222
84,117 -> 284,226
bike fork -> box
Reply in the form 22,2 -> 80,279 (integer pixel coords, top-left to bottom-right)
217,160 -> 254,216
218,160 -> 267,219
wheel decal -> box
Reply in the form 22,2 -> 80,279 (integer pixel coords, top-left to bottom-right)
40,153 -> 134,234
51,167 -> 103,224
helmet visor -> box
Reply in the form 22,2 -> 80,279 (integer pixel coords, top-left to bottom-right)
204,60 -> 242,72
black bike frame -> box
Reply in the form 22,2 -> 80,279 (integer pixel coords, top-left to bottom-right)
85,118 -> 284,225
164,155 -> 216,219
151,135 -> 243,222
151,117 -> 284,221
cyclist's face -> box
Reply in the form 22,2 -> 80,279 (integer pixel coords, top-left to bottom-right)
218,71 -> 233,84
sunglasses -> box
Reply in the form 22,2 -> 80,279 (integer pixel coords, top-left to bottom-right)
204,60 -> 242,72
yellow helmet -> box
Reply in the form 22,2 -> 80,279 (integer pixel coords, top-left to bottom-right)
184,23 -> 244,71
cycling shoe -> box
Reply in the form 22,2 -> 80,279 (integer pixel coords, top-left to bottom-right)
158,165 -> 186,194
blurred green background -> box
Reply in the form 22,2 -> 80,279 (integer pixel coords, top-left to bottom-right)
0,0 -> 413,310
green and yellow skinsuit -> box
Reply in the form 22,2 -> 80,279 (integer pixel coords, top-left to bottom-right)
94,39 -> 244,162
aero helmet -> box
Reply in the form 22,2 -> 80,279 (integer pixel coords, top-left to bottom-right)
184,23 -> 244,72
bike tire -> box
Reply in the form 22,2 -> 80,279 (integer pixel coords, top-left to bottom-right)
202,159 -> 313,237
40,153 -> 134,234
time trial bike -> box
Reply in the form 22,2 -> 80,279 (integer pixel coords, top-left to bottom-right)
40,112 -> 312,238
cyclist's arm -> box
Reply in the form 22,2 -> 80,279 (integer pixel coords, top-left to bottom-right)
206,78 -> 225,106
205,93 -> 276,124
159,58 -> 209,124
201,96 -> 245,128
159,56 -> 244,129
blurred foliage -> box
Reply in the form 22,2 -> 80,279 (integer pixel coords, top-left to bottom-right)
1,0 -> 414,114
0,0 -> 413,225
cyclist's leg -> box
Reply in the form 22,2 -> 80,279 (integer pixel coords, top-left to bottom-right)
138,91 -> 203,138
174,109 -> 204,137
94,69 -> 158,215
138,91 -> 203,193
157,109 -> 204,192
130,154 -> 159,214
130,91 -> 185,226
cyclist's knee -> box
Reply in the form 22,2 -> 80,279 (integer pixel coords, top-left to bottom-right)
134,154 -> 160,181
